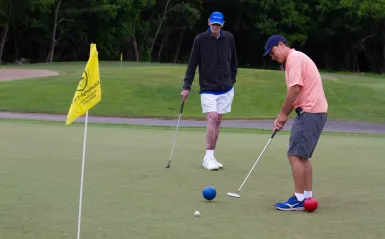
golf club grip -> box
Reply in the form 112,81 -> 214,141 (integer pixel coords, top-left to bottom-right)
180,101 -> 185,114
271,129 -> 278,139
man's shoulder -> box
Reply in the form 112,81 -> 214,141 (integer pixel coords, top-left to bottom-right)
289,50 -> 307,59
221,30 -> 234,38
287,50 -> 312,64
195,31 -> 210,40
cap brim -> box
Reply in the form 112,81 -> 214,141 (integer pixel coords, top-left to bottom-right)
263,46 -> 273,57
209,21 -> 224,26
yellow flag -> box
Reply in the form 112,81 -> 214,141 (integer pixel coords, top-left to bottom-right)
66,43 -> 102,125
120,53 -> 123,61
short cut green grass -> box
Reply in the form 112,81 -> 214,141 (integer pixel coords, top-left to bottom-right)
0,121 -> 384,239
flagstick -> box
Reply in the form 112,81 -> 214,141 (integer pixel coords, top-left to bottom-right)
77,111 -> 89,239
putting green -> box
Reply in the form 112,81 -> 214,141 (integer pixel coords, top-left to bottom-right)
0,121 -> 384,239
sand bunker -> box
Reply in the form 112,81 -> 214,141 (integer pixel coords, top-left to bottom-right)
0,68 -> 59,81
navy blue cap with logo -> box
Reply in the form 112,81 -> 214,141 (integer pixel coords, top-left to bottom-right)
263,35 -> 287,57
209,12 -> 224,26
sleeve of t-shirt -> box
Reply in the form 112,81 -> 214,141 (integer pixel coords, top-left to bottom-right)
286,56 -> 303,87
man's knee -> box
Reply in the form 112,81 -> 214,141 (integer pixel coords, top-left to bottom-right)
288,154 -> 306,160
288,155 -> 303,163
288,155 -> 306,172
217,114 -> 222,125
207,112 -> 219,123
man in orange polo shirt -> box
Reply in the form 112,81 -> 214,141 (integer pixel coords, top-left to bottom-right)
263,35 -> 328,211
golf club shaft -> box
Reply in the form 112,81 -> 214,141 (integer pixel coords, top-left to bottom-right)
166,102 -> 185,166
167,114 -> 181,162
237,129 -> 278,192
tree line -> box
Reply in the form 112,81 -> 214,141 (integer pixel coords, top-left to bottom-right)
0,0 -> 384,73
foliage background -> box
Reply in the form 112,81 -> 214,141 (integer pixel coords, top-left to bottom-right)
0,0 -> 384,73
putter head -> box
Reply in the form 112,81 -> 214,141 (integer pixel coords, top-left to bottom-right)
164,164 -> 170,168
227,192 -> 240,198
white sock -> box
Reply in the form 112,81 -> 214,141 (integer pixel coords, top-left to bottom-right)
206,150 -> 214,158
304,191 -> 313,199
294,192 -> 305,201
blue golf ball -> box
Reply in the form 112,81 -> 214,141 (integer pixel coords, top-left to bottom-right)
202,186 -> 216,201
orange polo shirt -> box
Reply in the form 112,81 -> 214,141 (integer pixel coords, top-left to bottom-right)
285,49 -> 328,113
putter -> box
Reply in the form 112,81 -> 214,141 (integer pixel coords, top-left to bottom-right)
227,129 -> 278,198
164,101 -> 185,168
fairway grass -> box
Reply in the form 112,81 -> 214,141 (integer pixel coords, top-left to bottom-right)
1,61 -> 385,123
0,121 -> 384,239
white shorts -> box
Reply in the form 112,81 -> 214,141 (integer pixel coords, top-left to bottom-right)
200,88 -> 234,114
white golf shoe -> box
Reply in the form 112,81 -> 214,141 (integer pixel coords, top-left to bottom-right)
202,156 -> 219,170
214,157 -> 223,168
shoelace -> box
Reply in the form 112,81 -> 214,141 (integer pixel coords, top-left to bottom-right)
287,196 -> 298,204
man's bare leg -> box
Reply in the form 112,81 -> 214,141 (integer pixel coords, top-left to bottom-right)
303,159 -> 313,199
213,114 -> 222,149
206,112 -> 218,151
203,112 -> 220,170
288,155 -> 305,201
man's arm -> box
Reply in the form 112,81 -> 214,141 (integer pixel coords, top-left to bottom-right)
183,36 -> 200,90
274,85 -> 300,130
274,56 -> 303,130
280,85 -> 301,116
281,56 -> 303,116
230,34 -> 238,84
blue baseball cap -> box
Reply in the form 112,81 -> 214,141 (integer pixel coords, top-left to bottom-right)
209,12 -> 224,26
263,35 -> 287,56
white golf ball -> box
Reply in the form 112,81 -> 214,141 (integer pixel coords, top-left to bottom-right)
194,211 -> 200,217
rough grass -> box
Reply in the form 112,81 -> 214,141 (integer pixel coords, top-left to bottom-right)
0,61 -> 385,122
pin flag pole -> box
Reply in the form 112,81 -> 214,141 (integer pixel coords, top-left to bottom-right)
67,43 -> 101,239
77,111 -> 89,239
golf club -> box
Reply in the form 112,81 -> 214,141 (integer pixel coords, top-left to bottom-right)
227,129 -> 278,198
164,101 -> 185,168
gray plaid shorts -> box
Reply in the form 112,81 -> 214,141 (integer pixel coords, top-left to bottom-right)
288,108 -> 327,159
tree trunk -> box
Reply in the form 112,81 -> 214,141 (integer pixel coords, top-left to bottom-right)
149,0 -> 171,57
383,22 -> 385,73
132,34 -> 139,62
13,17 -> 18,59
382,41 -> 385,73
157,29 -> 172,62
344,49 -> 350,71
324,50 -> 329,70
14,40 -> 18,59
173,28 -> 185,63
47,0 -> 61,63
372,41 -> 376,73
351,48 -> 358,72
0,4 -> 12,63
360,33 -> 376,73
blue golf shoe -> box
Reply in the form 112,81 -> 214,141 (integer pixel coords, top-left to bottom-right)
275,195 -> 305,211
